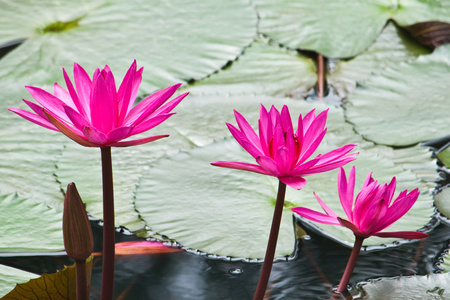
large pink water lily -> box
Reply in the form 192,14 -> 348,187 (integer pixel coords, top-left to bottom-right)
9,60 -> 188,147
291,166 -> 428,239
211,104 -> 357,189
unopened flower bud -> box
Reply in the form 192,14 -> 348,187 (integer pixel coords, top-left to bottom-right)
63,183 -> 94,261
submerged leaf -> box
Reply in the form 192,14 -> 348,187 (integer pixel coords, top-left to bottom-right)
1,257 -> 92,300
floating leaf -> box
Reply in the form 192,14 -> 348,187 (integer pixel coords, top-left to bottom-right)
0,265 -> 39,298
133,95 -> 435,258
328,22 -> 430,97
1,257 -> 92,300
187,36 -> 317,98
345,44 -> 450,146
0,80 -> 65,209
358,273 -> 450,299
0,0 -> 257,92
434,186 -> 450,219
255,0 -> 450,58
436,143 -> 450,168
0,192 -> 63,252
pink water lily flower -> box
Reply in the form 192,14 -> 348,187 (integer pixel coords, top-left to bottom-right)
211,104 -> 357,189
9,60 -> 188,147
291,166 -> 428,239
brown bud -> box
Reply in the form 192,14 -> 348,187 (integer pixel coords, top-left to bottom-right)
63,183 -> 94,261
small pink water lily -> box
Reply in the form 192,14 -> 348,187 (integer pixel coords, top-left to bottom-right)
211,104 -> 357,189
9,60 -> 188,147
291,166 -> 428,239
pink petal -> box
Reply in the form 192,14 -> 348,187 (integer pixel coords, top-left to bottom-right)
280,105 -> 293,134
64,105 -> 90,132
90,73 -> 116,133
297,129 -> 326,165
256,156 -> 282,176
117,61 -> 137,124
83,126 -> 109,145
300,110 -> 327,157
258,105 -> 273,156
153,92 -> 188,115
125,83 -> 181,126
338,166 -> 355,221
109,134 -> 169,147
338,217 -> 366,237
234,109 -> 260,149
314,192 -> 339,218
9,107 -> 57,131
62,66 -> 84,115
210,161 -> 271,176
107,126 -> 134,143
279,176 -> 307,189
73,62 -> 92,118
44,110 -> 98,147
274,146 -> 291,174
291,207 -> 340,225
373,231 -> 428,239
25,86 -> 70,122
131,113 -> 174,136
53,83 -> 76,109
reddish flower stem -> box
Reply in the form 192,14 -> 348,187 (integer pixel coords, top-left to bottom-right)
253,181 -> 287,300
100,147 -> 115,300
317,53 -> 325,101
75,259 -> 88,300
336,236 -> 365,295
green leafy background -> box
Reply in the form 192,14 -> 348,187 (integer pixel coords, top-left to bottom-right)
0,0 -> 449,296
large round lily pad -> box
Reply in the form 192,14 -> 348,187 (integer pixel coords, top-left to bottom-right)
0,0 -> 257,92
345,44 -> 450,147
254,0 -> 450,58
358,273 -> 450,299
0,265 -> 39,297
328,22 -> 430,97
0,192 -> 63,252
187,36 -> 317,98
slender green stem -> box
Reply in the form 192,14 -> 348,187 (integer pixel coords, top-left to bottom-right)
75,259 -> 88,300
100,147 -> 115,300
253,181 -> 287,300
336,236 -> 365,295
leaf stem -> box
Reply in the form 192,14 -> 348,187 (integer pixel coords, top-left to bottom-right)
100,147 -> 115,300
75,259 -> 88,300
253,180 -> 287,300
336,235 -> 365,295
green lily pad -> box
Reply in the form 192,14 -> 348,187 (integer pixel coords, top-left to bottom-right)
132,95 -> 435,258
345,44 -> 450,147
255,0 -> 450,58
440,250 -> 450,273
187,36 -> 317,98
0,192 -> 63,252
434,186 -> 450,219
0,0 -> 257,92
436,143 -> 450,168
358,273 -> 450,299
0,80 -> 65,209
0,265 -> 39,297
328,22 -> 430,97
